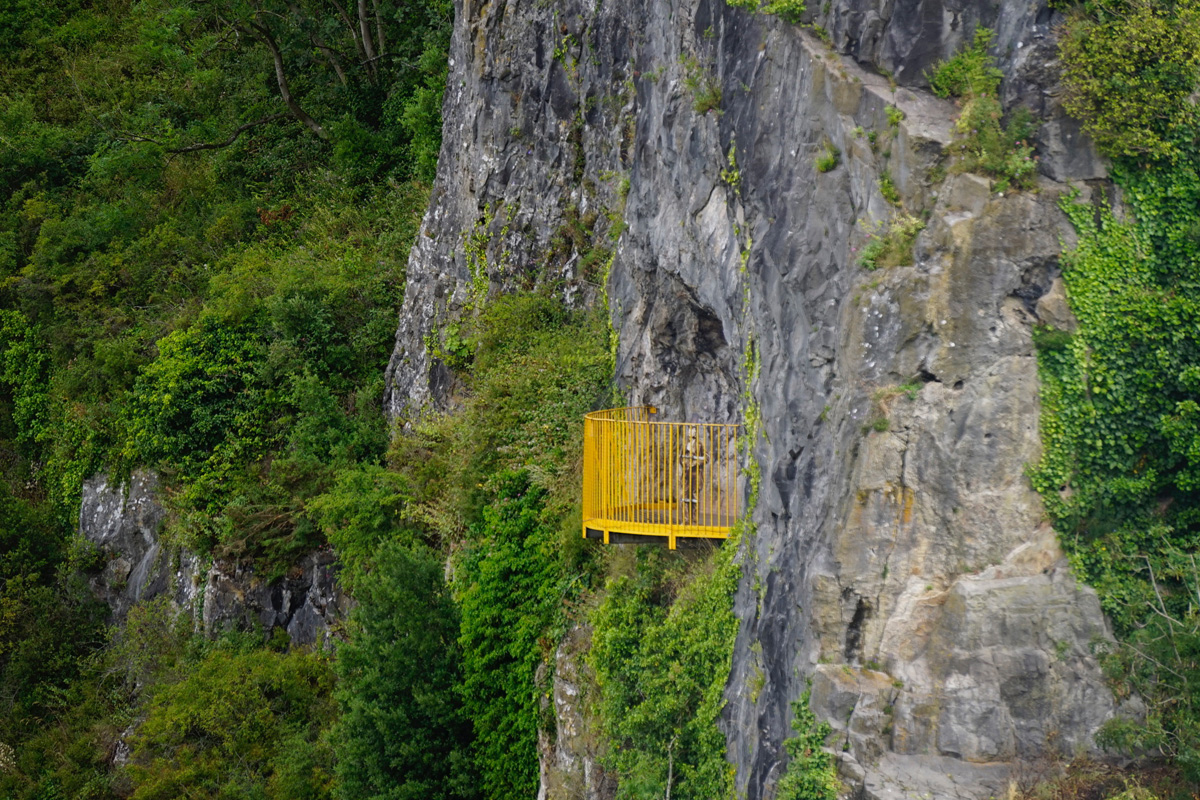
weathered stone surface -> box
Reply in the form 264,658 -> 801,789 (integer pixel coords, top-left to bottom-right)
383,0 -> 1122,795
204,550 -> 350,647
538,624 -> 617,800
81,472 -> 348,646
80,471 -> 202,622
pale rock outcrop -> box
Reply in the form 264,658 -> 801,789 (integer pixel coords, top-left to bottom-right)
80,472 -> 348,646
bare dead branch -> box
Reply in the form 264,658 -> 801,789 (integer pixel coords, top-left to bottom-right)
170,113 -> 287,153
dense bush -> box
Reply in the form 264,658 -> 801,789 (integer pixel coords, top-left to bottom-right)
334,541 -> 477,800
126,638 -> 337,800
0,0 -> 452,796
1058,0 -> 1200,160
457,473 -> 561,800
589,538 -> 741,800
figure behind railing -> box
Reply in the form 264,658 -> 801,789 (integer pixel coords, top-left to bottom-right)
679,424 -> 707,524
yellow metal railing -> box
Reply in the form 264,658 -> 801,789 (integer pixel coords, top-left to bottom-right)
582,407 -> 740,549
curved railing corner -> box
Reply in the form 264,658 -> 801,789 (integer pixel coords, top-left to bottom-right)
582,406 -> 740,550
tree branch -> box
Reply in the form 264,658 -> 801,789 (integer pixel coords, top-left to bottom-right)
167,113 -> 287,153
328,0 -> 368,64
371,0 -> 386,56
310,37 -> 350,85
245,21 -> 328,140
357,0 -> 378,75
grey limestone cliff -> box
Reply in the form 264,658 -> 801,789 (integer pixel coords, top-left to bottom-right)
384,0 -> 1125,794
80,472 -> 348,646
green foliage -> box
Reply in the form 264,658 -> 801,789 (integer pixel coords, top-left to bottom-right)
856,214 -> 924,270
725,0 -> 806,26
815,143 -> 841,174
0,0 -> 441,545
589,536 -> 741,800
877,173 -> 900,205
0,480 -> 106,759
775,689 -> 840,800
927,27 -> 1038,192
334,541 -> 477,800
1058,0 -> 1200,160
457,473 -> 561,800
927,28 -> 1002,99
385,290 -> 611,800
126,639 -> 337,800
885,105 -> 904,127
682,55 -> 723,114
1031,85 -> 1200,777
0,1 -> 454,796
949,96 -> 1038,192
404,295 -> 612,536
762,0 -> 807,23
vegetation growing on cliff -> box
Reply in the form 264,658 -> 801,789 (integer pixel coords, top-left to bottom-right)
775,689 -> 839,800
590,538 -> 740,800
1034,0 -> 1200,783
928,28 -> 1037,192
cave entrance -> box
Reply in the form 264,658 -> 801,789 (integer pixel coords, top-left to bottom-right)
582,406 -> 740,550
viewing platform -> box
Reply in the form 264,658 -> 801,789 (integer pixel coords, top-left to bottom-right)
582,406 -> 740,549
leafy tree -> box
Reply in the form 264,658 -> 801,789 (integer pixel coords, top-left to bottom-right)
456,472 -> 560,800
127,640 -> 337,800
589,540 -> 740,800
334,541 -> 478,800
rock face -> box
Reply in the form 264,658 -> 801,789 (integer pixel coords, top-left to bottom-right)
538,625 -> 617,800
80,472 -> 348,647
81,471 -> 204,622
384,0 -> 1124,794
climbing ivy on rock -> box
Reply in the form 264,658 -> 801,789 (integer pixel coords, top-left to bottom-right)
1033,3 -> 1200,774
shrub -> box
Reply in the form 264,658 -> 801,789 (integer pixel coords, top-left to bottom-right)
878,173 -> 900,205
775,689 -> 840,800
1058,0 -> 1200,160
457,473 -> 560,800
126,643 -> 337,800
726,0 -> 806,24
762,0 -> 806,23
682,55 -> 723,114
857,214 -> 924,270
927,28 -> 1002,99
814,143 -> 840,173
950,95 -> 1038,192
